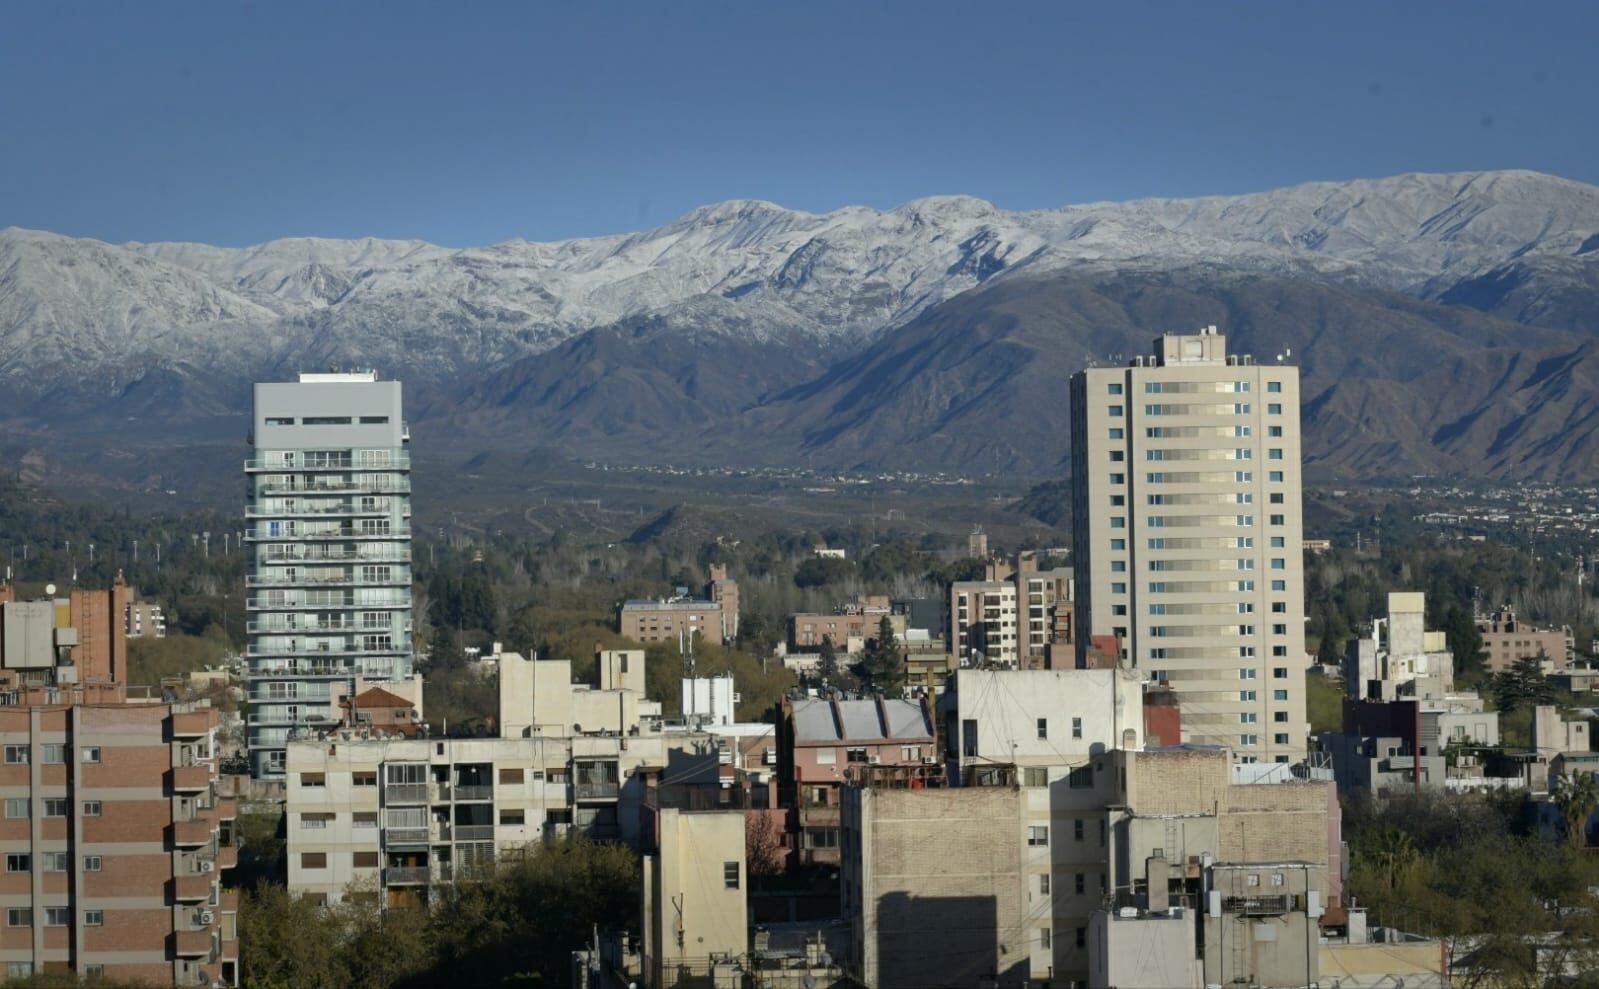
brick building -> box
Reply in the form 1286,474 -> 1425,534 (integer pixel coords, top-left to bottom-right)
620,565 -> 739,646
1477,605 -> 1573,671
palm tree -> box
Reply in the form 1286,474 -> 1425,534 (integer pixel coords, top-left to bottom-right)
1552,772 -> 1599,848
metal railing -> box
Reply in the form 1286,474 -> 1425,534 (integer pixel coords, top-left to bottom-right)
384,784 -> 429,805
453,784 -> 493,801
245,527 -> 411,541
383,866 -> 429,885
382,826 -> 430,847
256,481 -> 411,495
245,454 -> 411,471
574,782 -> 620,801
453,825 -> 494,842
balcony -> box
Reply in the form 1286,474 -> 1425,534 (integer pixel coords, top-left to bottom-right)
256,480 -> 411,496
383,827 -> 430,848
383,866 -> 429,885
173,929 -> 215,957
216,844 -> 238,870
384,783 -> 429,805
574,782 -> 620,801
171,712 -> 213,738
453,784 -> 493,802
214,798 -> 238,821
248,572 -> 408,587
175,873 -> 214,900
172,819 -> 214,846
245,526 -> 412,542
245,454 -> 411,472
171,765 -> 212,792
453,824 -> 494,842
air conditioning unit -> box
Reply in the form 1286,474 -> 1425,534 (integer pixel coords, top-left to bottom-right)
199,861 -> 215,874
921,757 -> 937,765
867,755 -> 882,765
197,910 -> 215,925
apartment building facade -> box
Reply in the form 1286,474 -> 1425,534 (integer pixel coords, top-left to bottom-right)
0,703 -> 237,986
620,565 -> 740,647
1477,605 -> 1573,671
950,557 -> 1073,670
1071,328 -> 1308,762
245,372 -> 413,779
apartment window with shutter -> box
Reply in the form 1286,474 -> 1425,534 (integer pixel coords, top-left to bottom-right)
352,771 -> 377,787
1027,826 -> 1049,846
1023,767 -> 1048,787
354,812 -> 378,829
724,862 -> 740,889
353,852 -> 379,869
499,767 -> 524,785
301,853 -> 327,869
500,809 -> 526,825
300,772 -> 325,788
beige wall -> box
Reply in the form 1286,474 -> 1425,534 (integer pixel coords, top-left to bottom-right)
1072,330 -> 1308,763
643,808 -> 747,985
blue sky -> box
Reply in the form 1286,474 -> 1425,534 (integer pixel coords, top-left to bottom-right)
2,1 -> 1594,246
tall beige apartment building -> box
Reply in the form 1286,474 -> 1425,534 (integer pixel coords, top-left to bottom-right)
1071,328 -> 1307,762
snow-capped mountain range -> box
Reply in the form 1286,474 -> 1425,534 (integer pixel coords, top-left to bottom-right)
4,168 -> 1599,482
4,169 -> 1597,386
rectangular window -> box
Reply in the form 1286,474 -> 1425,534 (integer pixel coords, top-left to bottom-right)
83,800 -> 101,817
1111,582 -> 1126,594
300,772 -> 326,787
1110,517 -> 1125,529
1274,667 -> 1289,679
5,909 -> 28,928
85,910 -> 104,927
1240,713 -> 1257,724
43,798 -> 68,818
265,416 -> 294,425
353,851 -> 380,869
1240,690 -> 1256,702
301,416 -> 353,425
1268,403 -> 1283,414
1040,927 -> 1052,949
1272,580 -> 1287,591
1271,536 -> 1285,547
1107,382 -> 1123,395
1275,733 -> 1291,745
1270,515 -> 1285,526
1110,538 -> 1125,550
724,861 -> 740,889
1036,718 -> 1048,740
1074,819 -> 1085,841
1027,826 -> 1049,846
44,907 -> 69,927
1108,405 -> 1123,417
353,812 -> 378,829
81,747 -> 101,764
1075,873 -> 1086,895
1108,473 -> 1124,485
1108,428 -> 1123,439
846,747 -> 868,763
1076,927 -> 1086,949
1269,425 -> 1283,437
6,854 -> 29,872
1072,717 -> 1083,739
43,852 -> 68,872
1110,560 -> 1125,572
358,416 -> 390,424
352,771 -> 377,787
1024,767 -> 1049,788
4,745 -> 29,765
1268,381 -> 1282,393
1269,470 -> 1284,482
1039,873 -> 1050,895
1108,450 -> 1124,462
83,856 -> 102,872
1274,689 -> 1289,701
300,813 -> 333,829
1269,448 -> 1283,460
301,852 -> 327,869
40,744 -> 65,764
498,767 -> 524,785
3,799 -> 26,819
1068,765 -> 1094,789
499,809 -> 526,825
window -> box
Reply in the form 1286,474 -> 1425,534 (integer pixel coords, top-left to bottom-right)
1110,517 -> 1125,529
499,809 -> 526,825
6,964 -> 31,980
1267,381 -> 1282,393
1108,473 -> 1124,485
1111,604 -> 1127,616
1110,538 -> 1125,550
1269,470 -> 1284,482
81,746 -> 101,764
1108,405 -> 1123,417
1268,403 -> 1283,415
301,852 -> 327,869
43,798 -> 68,818
1272,580 -> 1286,591
1107,383 -> 1123,395
1239,668 -> 1257,680
1068,765 -> 1094,789
1075,872 -> 1086,894
353,851 -> 379,869
1072,717 -> 1083,739
1110,560 -> 1125,572
1240,690 -> 1256,702
1273,667 -> 1289,679
1040,927 -> 1052,950
83,856 -> 102,872
1036,718 -> 1048,740
724,861 -> 740,889
3,799 -> 27,819
1076,927 -> 1086,949
1027,826 -> 1049,846
300,813 -> 333,829
6,854 -> 29,872
1269,425 -> 1283,437
4,745 -> 29,764
1270,515 -> 1285,526
1108,450 -> 1124,462
498,767 -> 524,785
359,415 -> 390,424
1109,495 -> 1124,507
816,747 -> 837,765
1024,767 -> 1049,787
1111,582 -> 1126,594
40,743 -> 65,764
265,416 -> 294,425
1274,711 -> 1290,723
846,747 -> 868,763
1241,734 -> 1259,746
43,852 -> 68,872
352,771 -> 377,787
85,910 -> 103,927
1269,448 -> 1283,460
300,772 -> 326,787
44,907 -> 69,927
1039,873 -> 1050,895
1275,733 -> 1291,745
301,416 -> 352,425
1074,819 -> 1085,841
1271,536 -> 1285,548
1273,645 -> 1289,657
83,800 -> 101,817
1272,623 -> 1288,636
353,812 -> 377,829
1271,558 -> 1286,570
1108,428 -> 1123,439
1274,689 -> 1289,701
1240,713 -> 1257,724
5,909 -> 28,927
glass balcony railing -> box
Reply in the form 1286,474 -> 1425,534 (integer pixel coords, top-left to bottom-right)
245,453 -> 410,472
245,527 -> 411,541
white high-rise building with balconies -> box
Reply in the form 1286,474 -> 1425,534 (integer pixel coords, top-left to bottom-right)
245,372 -> 413,779
1070,328 -> 1307,763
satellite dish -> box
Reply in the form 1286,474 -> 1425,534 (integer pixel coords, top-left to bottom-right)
44,583 -> 56,596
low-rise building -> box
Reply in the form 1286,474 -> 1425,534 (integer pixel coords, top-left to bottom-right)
788,597 -> 898,654
1477,606 -> 1573,671
1345,592 -> 1454,702
619,565 -> 739,646
124,598 -> 166,639
776,696 -> 935,867
640,806 -> 747,987
948,555 -> 1074,670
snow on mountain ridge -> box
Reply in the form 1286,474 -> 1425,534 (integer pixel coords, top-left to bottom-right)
3,169 -> 1597,389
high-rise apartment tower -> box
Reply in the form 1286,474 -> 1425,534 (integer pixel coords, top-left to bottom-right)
1070,329 -> 1306,763
245,373 -> 413,778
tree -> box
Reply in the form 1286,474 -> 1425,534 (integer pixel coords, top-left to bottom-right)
746,812 -> 786,876
793,556 -> 854,589
1444,603 -> 1488,679
1553,772 -> 1599,849
1488,656 -> 1556,712
857,616 -> 905,694
819,635 -> 839,681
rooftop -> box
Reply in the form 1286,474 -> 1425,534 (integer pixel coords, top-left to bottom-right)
790,697 -> 933,744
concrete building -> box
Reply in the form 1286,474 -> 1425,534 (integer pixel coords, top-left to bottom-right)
1324,695 -> 1508,797
1477,605 -> 1573,671
245,371 -> 413,779
1071,328 -> 1308,762
776,697 -> 935,867
640,807 -> 747,987
950,556 -> 1075,670
788,597 -> 897,654
123,599 -> 166,640
840,782 -> 1027,989
619,565 -> 739,647
949,580 -> 1018,667
0,701 -> 237,986
1,579 -> 131,702
1089,906 -> 1199,989
1345,592 -> 1454,701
